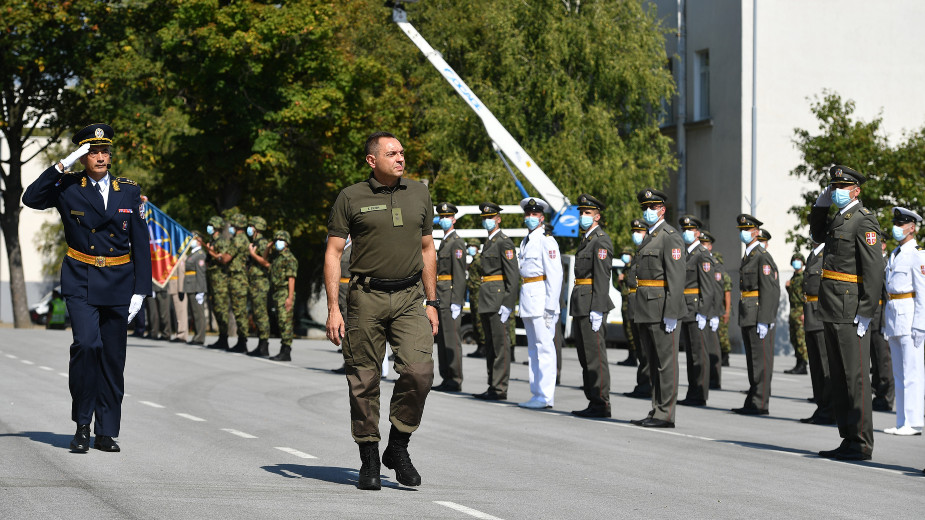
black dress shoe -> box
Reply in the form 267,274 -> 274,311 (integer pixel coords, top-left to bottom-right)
472,390 -> 506,401
835,450 -> 872,461
800,415 -> 836,425
678,398 -> 707,407
571,406 -> 611,418
432,381 -> 461,392
709,382 -> 721,390
630,416 -> 652,426
637,418 -> 675,428
731,407 -> 769,416
623,389 -> 652,399
818,446 -> 848,459
93,435 -> 120,452
872,397 -> 892,412
70,424 -> 90,452
466,350 -> 486,358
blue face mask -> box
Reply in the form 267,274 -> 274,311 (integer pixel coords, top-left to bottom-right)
792,260 -> 803,270
740,230 -> 754,244
579,215 -> 594,230
246,226 -> 255,237
892,225 -> 907,241
632,232 -> 645,246
275,240 -> 286,251
467,247 -> 477,256
438,218 -> 453,231
831,188 -> 852,208
621,254 -> 632,264
524,216 -> 540,231
643,207 -> 659,225
482,219 -> 496,232
682,230 -> 696,244
227,226 -> 235,235
206,225 -> 214,235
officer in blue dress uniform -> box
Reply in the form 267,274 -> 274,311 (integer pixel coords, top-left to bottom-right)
22,123 -> 152,453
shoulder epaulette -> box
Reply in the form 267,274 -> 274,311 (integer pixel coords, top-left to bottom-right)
664,227 -> 676,234
116,177 -> 138,186
860,208 -> 871,215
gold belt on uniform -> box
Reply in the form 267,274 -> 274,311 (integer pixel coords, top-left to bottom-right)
67,247 -> 130,267
637,279 -> 666,287
629,288 -> 637,294
574,278 -> 592,285
741,290 -> 759,298
822,269 -> 861,283
481,275 -> 504,282
523,275 -> 546,283
888,292 -> 916,300
683,288 -> 700,295
339,277 -> 350,284
185,271 -> 196,276
804,295 -> 818,302
437,275 -> 453,281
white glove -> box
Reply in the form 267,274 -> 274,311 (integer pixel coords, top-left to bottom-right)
451,303 -> 461,319
756,323 -> 769,339
60,143 -> 91,170
196,292 -> 205,305
590,310 -> 603,332
854,315 -> 871,337
499,305 -> 511,323
663,317 -> 677,334
127,294 -> 145,323
696,313 -> 707,330
709,316 -> 719,331
814,185 -> 832,208
544,309 -> 557,329
912,328 -> 925,348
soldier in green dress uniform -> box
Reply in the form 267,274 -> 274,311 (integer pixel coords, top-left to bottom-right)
465,239 -> 487,357
433,202 -> 467,392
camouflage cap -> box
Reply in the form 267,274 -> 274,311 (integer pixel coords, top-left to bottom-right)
274,230 -> 291,243
621,246 -> 634,255
791,252 -> 805,262
208,216 -> 224,228
231,213 -> 247,228
249,215 -> 267,231
466,238 -> 482,248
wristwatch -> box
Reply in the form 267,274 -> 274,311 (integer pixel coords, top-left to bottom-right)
425,299 -> 441,309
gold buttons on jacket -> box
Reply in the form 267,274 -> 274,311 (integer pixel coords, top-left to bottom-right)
90,245 -> 95,250
92,229 -> 96,233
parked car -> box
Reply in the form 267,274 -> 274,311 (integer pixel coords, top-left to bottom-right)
29,285 -> 70,327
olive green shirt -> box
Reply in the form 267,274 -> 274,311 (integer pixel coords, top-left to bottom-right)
327,175 -> 433,280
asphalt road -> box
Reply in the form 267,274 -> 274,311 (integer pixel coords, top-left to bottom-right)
1,327 -> 923,520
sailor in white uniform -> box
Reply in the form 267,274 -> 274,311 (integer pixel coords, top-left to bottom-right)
516,197 -> 563,409
882,207 -> 925,436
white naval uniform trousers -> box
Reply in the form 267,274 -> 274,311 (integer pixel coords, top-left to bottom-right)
518,227 -> 563,405
882,240 -> 925,429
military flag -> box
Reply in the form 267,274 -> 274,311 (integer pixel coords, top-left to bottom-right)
145,200 -> 194,287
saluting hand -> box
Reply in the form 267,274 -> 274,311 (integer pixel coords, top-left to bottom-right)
60,143 -> 91,171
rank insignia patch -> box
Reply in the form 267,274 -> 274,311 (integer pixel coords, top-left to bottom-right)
702,262 -> 711,273
118,208 -> 132,213
504,249 -> 514,260
549,250 -> 557,259
455,249 -> 463,259
597,249 -> 607,260
671,248 -> 681,260
865,232 -> 877,245
123,221 -> 128,230
763,265 -> 771,275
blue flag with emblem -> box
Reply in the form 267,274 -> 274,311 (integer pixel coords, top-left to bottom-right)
145,201 -> 194,288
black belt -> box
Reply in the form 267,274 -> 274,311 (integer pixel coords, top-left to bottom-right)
355,271 -> 422,292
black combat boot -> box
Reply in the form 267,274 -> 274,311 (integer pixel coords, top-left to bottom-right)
617,350 -> 638,367
721,352 -> 730,367
206,335 -> 228,350
357,442 -> 381,490
269,344 -> 291,362
784,359 -> 808,375
382,425 -> 421,487
228,336 -> 248,353
247,339 -> 269,357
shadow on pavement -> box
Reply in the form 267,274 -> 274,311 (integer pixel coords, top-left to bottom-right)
260,464 -> 417,491
715,439 -> 925,475
0,431 -> 77,450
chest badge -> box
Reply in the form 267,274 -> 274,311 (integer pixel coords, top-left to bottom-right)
865,232 -> 877,246
763,265 -> 771,275
671,248 -> 681,260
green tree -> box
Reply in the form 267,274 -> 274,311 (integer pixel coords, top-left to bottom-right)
787,91 -> 925,251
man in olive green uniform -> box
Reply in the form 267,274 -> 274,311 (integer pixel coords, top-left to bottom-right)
800,238 -> 835,424
624,219 -> 653,399
616,246 -> 638,367
698,230 -> 724,389
810,165 -> 884,461
734,214 -> 780,415
246,216 -> 271,357
324,131 -> 438,490
205,216 -> 232,349
433,202 -> 467,392
473,202 -> 520,401
269,230 -> 298,362
630,189 -> 685,428
785,253 -> 809,375
869,235 -> 894,412
183,232 -> 209,345
677,215 -> 718,407
465,239 -> 487,358
570,194 -> 615,418
227,214 -> 251,352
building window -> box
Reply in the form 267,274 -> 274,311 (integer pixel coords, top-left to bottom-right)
693,50 -> 710,120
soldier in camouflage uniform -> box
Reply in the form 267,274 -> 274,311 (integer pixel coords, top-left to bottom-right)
616,246 -> 638,366
465,238 -> 487,358
226,214 -> 251,352
785,252 -> 809,374
269,230 -> 298,361
713,252 -> 733,365
246,216 -> 272,357
205,216 -> 232,350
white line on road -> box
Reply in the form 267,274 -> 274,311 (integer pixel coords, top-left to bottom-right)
434,501 -> 504,520
176,413 -> 206,422
5,354 -> 17,359
275,447 -> 317,459
39,366 -> 53,371
139,401 -> 165,409
221,428 -> 257,439
58,372 -> 68,378
21,360 -> 35,365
